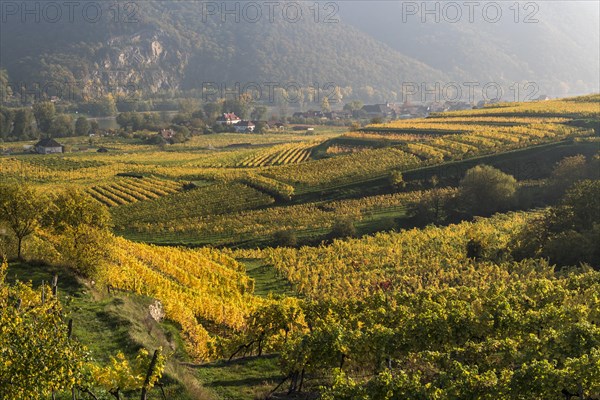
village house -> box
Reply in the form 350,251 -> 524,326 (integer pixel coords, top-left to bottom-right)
234,120 -> 255,133
216,112 -> 241,125
35,138 -> 64,154
267,121 -> 286,131
159,128 -> 175,140
361,103 -> 396,119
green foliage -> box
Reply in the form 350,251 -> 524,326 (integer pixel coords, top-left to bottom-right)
117,112 -> 162,132
0,182 -> 47,260
75,116 -> 91,136
274,262 -> 600,399
406,188 -> 458,226
49,114 -> 74,137
459,165 -> 517,216
330,218 -> 356,239
42,190 -> 113,277
514,180 -> 600,268
80,95 -> 118,117
273,229 -> 298,247
0,107 -> 14,139
389,170 -> 405,189
33,101 -> 56,134
12,108 -> 37,139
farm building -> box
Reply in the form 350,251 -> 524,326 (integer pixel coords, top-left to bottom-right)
35,138 -> 64,154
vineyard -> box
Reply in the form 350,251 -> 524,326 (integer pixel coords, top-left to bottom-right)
265,211 -> 536,298
104,237 -> 263,360
117,188 -> 455,246
87,176 -> 182,207
265,147 -> 422,192
236,143 -> 315,167
1,95 -> 599,399
111,181 -> 275,230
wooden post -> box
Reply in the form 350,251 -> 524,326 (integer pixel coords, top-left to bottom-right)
140,349 -> 160,400
52,274 -> 58,297
68,319 -> 73,340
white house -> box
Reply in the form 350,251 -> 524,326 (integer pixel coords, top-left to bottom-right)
234,120 -> 255,133
216,112 -> 241,125
35,138 -> 64,154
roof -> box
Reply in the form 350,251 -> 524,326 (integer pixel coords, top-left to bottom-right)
35,138 -> 63,147
218,112 -> 240,121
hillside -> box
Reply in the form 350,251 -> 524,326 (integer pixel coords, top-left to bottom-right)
0,1 -> 446,102
1,96 -> 599,399
1,2 -> 598,101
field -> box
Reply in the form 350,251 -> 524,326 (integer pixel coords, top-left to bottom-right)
2,96 -> 600,399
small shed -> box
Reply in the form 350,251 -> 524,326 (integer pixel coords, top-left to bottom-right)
35,138 -> 64,154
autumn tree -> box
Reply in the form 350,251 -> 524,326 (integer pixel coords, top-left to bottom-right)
42,189 -> 112,277
0,261 -> 87,398
0,182 -> 47,260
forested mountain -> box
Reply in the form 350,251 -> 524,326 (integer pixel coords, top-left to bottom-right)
339,1 -> 600,97
1,1 -> 598,103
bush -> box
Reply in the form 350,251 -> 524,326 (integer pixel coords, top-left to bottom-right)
273,229 -> 298,247
330,218 -> 356,239
459,165 -> 517,216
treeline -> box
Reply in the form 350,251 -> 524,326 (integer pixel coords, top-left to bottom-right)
0,101 -> 100,141
403,152 -> 600,227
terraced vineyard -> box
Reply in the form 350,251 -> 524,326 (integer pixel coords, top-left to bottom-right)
111,181 -> 275,230
106,237 -> 261,360
236,143 -> 315,167
87,176 -> 182,207
117,189 -> 448,246
359,118 -> 587,163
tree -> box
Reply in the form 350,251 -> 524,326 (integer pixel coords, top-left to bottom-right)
407,188 -> 458,226
330,218 -> 356,239
343,100 -> 363,112
0,107 -> 14,139
251,105 -> 268,121
389,170 -> 405,190
0,182 -> 47,260
49,114 -> 74,137
42,190 -> 112,277
274,229 -> 298,247
32,101 -> 56,134
548,154 -> 587,199
204,102 -> 223,122
458,165 -> 517,216
321,97 -> 331,113
90,119 -> 100,134
12,109 -> 36,139
75,116 -> 91,136
560,179 -> 600,231
0,261 -> 88,398
97,94 -> 118,116
0,69 -> 12,101
254,121 -> 267,134
178,98 -> 200,115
